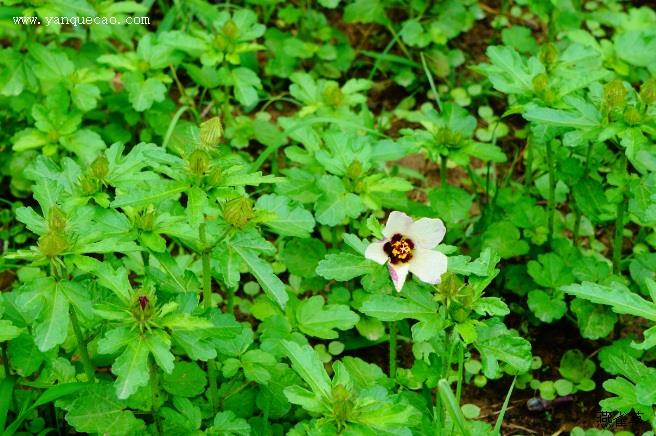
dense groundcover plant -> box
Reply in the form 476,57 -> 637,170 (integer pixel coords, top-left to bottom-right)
1,0 -> 656,435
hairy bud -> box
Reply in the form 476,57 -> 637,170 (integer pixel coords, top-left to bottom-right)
346,160 -> 362,179
89,155 -> 109,180
532,73 -> 549,93
603,80 -> 627,109
47,206 -> 67,233
640,79 -> 656,105
188,149 -> 210,176
224,197 -> 254,228
200,117 -> 223,148
539,43 -> 558,66
38,232 -> 68,257
623,106 -> 641,125
222,19 -> 238,39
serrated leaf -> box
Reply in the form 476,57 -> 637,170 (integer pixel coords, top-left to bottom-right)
295,296 -> 359,339
316,253 -> 375,281
113,336 -> 150,400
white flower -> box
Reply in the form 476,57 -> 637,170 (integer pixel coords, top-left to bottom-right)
365,211 -> 448,292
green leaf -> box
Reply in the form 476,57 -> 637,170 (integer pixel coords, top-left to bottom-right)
527,253 -> 574,288
559,349 -> 595,383
34,282 -> 70,352
211,411 -> 251,435
112,336 -> 150,400
527,289 -> 567,323
0,320 -> 22,342
475,319 -> 532,377
561,281 -> 656,321
255,194 -> 315,237
162,361 -> 207,397
123,72 -> 167,112
360,294 -> 435,321
112,179 -> 187,208
230,243 -> 288,310
232,67 -> 262,107
429,186 -> 472,225
343,0 -> 389,25
295,296 -> 359,339
241,350 -> 276,384
316,253 -> 375,281
570,298 -> 617,340
64,384 -> 145,436
478,45 -> 544,95
281,238 -> 326,278
281,340 -> 331,400
315,175 -> 364,226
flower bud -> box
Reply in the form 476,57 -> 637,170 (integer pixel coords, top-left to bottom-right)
200,117 -> 223,148
603,80 -> 627,109
89,155 -> 109,180
323,82 -> 344,107
222,19 -> 238,39
640,79 -> 656,105
78,174 -> 98,195
138,295 -> 149,310
532,73 -> 549,93
38,232 -> 68,257
623,106 -> 641,125
346,160 -> 362,179
224,197 -> 254,228
188,149 -> 210,176
207,167 -> 223,187
134,207 -> 156,231
331,384 -> 353,424
539,43 -> 558,66
47,206 -> 67,233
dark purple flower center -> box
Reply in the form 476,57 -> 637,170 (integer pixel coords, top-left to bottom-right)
383,233 -> 414,264
138,295 -> 149,310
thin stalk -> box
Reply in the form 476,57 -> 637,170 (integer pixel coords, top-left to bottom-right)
525,137 -> 533,187
440,155 -> 448,187
546,139 -> 556,246
69,308 -> 95,382
226,287 -> 234,314
199,221 -> 219,412
573,142 -> 594,245
613,191 -> 626,275
162,105 -> 188,150
150,359 -> 163,436
199,222 -> 212,310
2,342 -> 9,378
455,342 -> 464,405
389,321 -> 397,380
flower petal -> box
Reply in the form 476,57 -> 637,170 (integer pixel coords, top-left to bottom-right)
382,211 -> 413,239
364,241 -> 388,265
407,218 -> 446,249
409,248 -> 448,285
388,263 -> 410,292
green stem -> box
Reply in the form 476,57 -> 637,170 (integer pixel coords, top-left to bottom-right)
440,155 -> 448,187
546,139 -> 556,247
389,321 -> 397,380
525,137 -> 533,187
573,142 -> 594,245
69,308 -> 95,382
226,287 -> 234,314
199,221 -> 220,413
150,359 -> 163,436
2,342 -> 10,378
455,342 -> 464,405
162,105 -> 188,150
613,191 -> 626,275
199,223 -> 212,310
